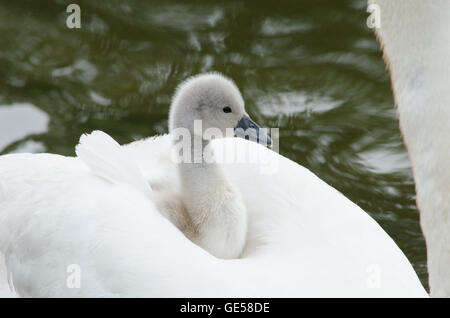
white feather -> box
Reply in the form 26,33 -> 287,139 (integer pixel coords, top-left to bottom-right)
75,130 -> 152,198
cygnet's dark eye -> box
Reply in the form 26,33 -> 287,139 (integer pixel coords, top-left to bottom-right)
223,106 -> 232,113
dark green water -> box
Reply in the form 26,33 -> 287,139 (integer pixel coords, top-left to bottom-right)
0,0 -> 428,289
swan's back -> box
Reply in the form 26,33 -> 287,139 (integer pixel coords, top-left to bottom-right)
0,151 -> 217,297
0,135 -> 427,297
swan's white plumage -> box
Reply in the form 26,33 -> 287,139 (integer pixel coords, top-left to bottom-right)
370,0 -> 450,297
76,130 -> 152,198
0,133 -> 427,297
0,253 -> 16,297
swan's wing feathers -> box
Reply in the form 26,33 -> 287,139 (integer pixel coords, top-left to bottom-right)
0,253 -> 16,297
76,130 -> 152,197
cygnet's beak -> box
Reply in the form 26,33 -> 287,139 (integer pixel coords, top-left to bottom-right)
234,114 -> 272,146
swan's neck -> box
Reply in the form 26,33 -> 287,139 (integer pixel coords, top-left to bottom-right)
372,0 -> 450,296
175,135 -> 247,259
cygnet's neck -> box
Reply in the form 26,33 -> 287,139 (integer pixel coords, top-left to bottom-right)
178,136 -> 228,198
174,134 -> 247,259
371,0 -> 450,296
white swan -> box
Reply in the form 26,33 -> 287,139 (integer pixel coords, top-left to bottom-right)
370,0 -> 450,297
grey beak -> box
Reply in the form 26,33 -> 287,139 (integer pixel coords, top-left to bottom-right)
234,114 -> 272,146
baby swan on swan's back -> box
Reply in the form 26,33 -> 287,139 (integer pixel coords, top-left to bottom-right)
168,73 -> 271,259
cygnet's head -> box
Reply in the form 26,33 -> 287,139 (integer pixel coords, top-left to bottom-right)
169,72 -> 271,145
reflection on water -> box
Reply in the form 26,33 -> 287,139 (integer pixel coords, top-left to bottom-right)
0,103 -> 49,152
258,92 -> 343,117
52,59 -> 98,83
359,148 -> 411,175
0,0 -> 428,288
